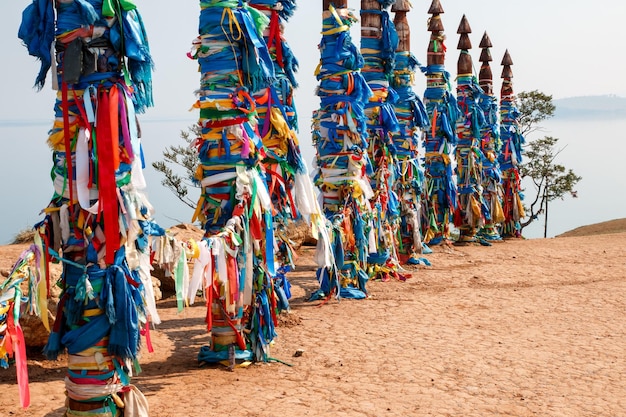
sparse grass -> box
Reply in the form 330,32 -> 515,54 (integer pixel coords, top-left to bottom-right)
11,228 -> 35,244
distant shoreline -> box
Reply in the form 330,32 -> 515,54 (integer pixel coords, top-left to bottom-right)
0,117 -> 195,128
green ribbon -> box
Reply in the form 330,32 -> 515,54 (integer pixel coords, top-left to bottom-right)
175,249 -> 186,313
102,0 -> 137,17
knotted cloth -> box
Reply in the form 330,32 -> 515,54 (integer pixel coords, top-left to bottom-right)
390,46 -> 430,263
191,0 -> 286,364
454,74 -> 488,242
422,64 -> 460,244
310,4 -> 375,300
499,81 -> 526,237
16,0 -> 160,413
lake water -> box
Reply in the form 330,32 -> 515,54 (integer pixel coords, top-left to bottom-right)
521,116 -> 626,238
1,114 -> 624,244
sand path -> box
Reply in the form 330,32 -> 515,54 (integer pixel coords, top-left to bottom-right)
2,232 -> 625,416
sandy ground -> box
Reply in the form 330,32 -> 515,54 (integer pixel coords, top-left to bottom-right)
2,229 -> 626,417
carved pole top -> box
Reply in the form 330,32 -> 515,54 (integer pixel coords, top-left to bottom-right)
501,49 -> 513,66
427,0 -> 446,65
479,31 -> 492,49
428,0 -> 444,15
501,49 -> 514,97
501,49 -> 514,79
457,14 -> 471,35
391,0 -> 412,12
456,14 -> 472,51
479,31 -> 493,94
456,15 -> 472,75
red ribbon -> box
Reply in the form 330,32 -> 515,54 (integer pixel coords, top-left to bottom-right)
266,166 -> 297,219
226,246 -> 239,305
7,306 -> 30,409
61,82 -> 75,210
96,86 -> 121,264
267,11 -> 284,69
249,212 -> 262,240
141,322 -> 154,353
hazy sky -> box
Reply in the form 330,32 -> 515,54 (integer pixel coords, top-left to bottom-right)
0,1 -> 625,241
2,1 -> 625,122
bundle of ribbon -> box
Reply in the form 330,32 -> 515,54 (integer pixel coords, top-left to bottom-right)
360,0 -> 409,281
152,232 -> 192,314
390,2 -> 430,265
422,0 -> 460,245
476,32 -> 505,241
17,0 -> 158,413
192,214 -> 274,364
453,16 -> 488,244
248,0 -> 328,302
0,245 -> 46,409
310,3 -> 375,300
498,50 -> 525,238
190,0 -> 281,365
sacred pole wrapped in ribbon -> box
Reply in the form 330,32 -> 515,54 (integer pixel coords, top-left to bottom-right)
476,32 -> 505,241
499,50 -> 526,237
16,0 -> 159,413
422,0 -> 460,245
189,0 -> 280,367
453,15 -> 488,244
248,0 -> 327,311
389,0 -> 430,263
310,0 -> 375,300
360,0 -> 408,280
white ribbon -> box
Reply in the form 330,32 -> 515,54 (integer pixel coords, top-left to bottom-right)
212,239 -> 228,286
187,240 -> 210,305
59,204 -> 70,244
64,376 -> 122,402
138,249 -> 161,324
200,171 -> 238,187
76,128 -> 100,214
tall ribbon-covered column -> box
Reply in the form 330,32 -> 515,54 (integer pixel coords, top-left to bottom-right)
18,0 -> 158,414
499,50 -> 525,238
311,1 -> 374,300
248,0 -> 326,311
190,0 -> 278,365
477,32 -> 505,241
390,0 -> 429,263
453,15 -> 487,243
422,0 -> 460,245
360,0 -> 406,280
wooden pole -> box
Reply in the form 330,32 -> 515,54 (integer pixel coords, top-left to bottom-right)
427,0 -> 445,66
324,0 -> 347,10
423,0 -> 460,244
361,0 -> 382,38
456,14 -> 472,76
478,31 -> 493,95
314,0 -> 374,297
390,0 -> 430,259
455,14 -> 486,242
499,49 -> 525,238
392,0 -> 411,51
476,30 -> 504,240
501,49 -> 514,96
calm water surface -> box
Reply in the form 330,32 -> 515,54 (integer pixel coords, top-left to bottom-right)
1,115 -> 624,243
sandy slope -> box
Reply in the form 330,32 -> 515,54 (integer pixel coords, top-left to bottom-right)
1,230 -> 626,416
